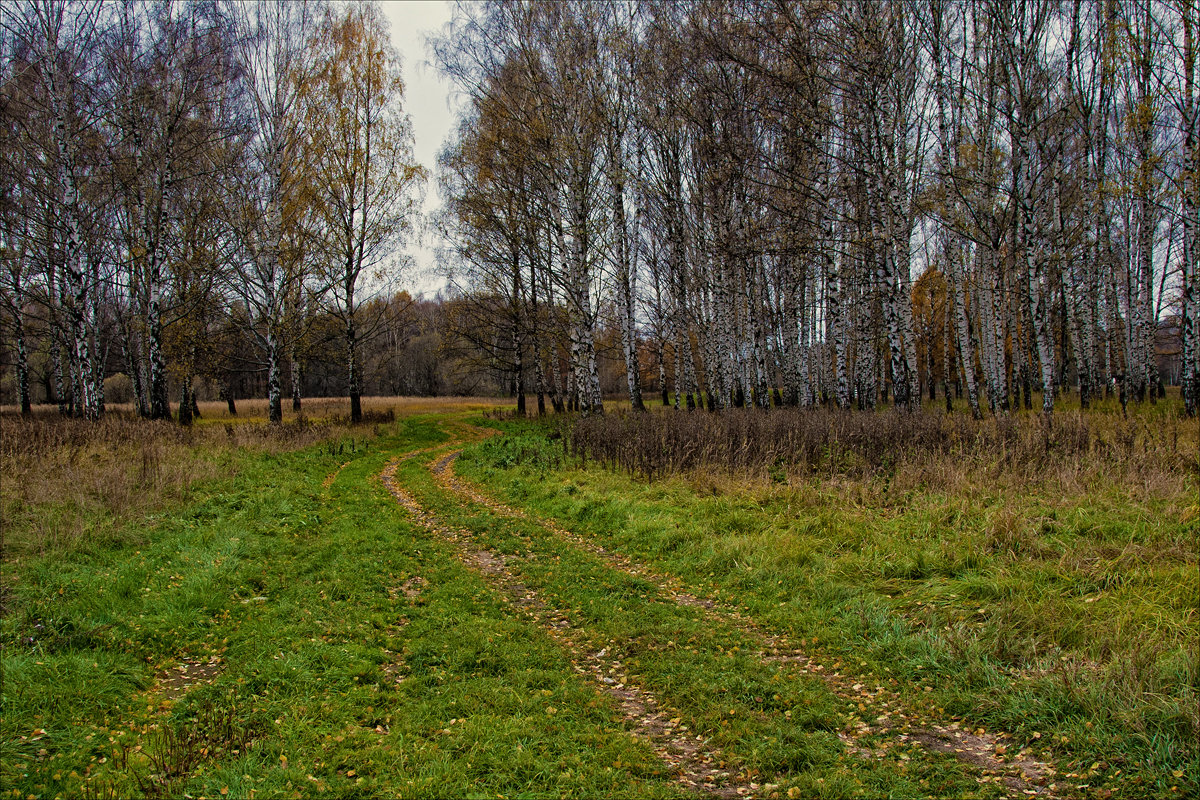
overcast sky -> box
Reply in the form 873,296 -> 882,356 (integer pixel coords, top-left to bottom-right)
378,0 -> 460,297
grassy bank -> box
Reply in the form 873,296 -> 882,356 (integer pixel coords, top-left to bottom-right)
3,397 -> 1195,798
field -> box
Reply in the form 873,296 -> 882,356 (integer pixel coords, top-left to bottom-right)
1,396 -> 1195,799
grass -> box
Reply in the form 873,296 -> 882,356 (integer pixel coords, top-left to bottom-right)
0,397 -> 503,560
396,453 -> 1007,799
4,400 -> 689,799
455,397 -> 1199,798
3,394 -> 1195,798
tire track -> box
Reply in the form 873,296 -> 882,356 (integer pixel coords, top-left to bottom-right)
379,444 -> 757,799
432,426 -> 1062,799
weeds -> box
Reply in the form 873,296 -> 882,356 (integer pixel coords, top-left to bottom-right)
108,697 -> 259,799
568,405 -> 1198,491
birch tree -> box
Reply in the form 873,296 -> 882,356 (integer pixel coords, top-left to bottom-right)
304,2 -> 424,423
5,0 -> 108,419
228,0 -> 319,424
104,0 -> 236,420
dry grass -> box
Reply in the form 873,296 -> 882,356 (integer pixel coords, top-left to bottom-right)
0,395 -> 509,424
0,396 -> 510,560
568,404 -> 1199,498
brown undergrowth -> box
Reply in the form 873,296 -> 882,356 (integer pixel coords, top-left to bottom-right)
568,404 -> 1198,492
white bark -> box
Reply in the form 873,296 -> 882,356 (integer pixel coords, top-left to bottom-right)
1183,0 -> 1198,415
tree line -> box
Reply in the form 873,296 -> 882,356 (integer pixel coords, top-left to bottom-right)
0,0 -> 424,423
433,0 -> 1197,418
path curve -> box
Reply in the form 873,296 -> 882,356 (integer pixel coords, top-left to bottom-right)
430,422 -> 1061,798
380,441 -> 756,799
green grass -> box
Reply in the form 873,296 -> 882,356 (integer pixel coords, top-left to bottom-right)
396,452 -> 1006,799
0,414 -> 684,799
455,413 -> 1199,799
3,404 -> 1195,799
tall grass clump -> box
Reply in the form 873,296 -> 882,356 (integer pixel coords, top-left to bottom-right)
568,406 -> 1198,491
1,414 -> 344,559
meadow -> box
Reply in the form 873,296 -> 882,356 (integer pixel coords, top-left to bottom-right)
1,395 -> 1195,799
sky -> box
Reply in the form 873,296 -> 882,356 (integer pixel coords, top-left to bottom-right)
378,0 -> 461,297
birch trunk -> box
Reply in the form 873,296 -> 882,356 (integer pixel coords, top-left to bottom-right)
290,346 -> 302,414
873,198 -> 912,410
949,240 -> 981,418
513,322 -> 526,416
608,159 -> 644,411
7,263 -> 32,415
528,245 -> 547,416
512,249 -> 526,416
1183,1 -> 1198,415
1017,137 -> 1056,414
178,346 -> 196,426
52,332 -> 67,416
571,197 -> 603,415
267,323 -> 283,424
143,288 -> 169,418
46,78 -> 98,419
347,282 -> 361,422
830,250 -> 850,409
748,257 -> 771,409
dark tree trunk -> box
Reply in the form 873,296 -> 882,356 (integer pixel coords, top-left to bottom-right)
179,382 -> 193,426
223,381 -> 238,416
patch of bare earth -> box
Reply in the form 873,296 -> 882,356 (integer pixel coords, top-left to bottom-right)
434,429 -> 1063,798
907,726 -> 1054,794
380,448 -> 756,800
154,655 -> 223,701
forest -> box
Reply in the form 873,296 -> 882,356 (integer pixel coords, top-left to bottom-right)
1,2 -> 1197,799
1,0 -> 1197,422
433,0 -> 1196,419
1,0 -> 427,422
